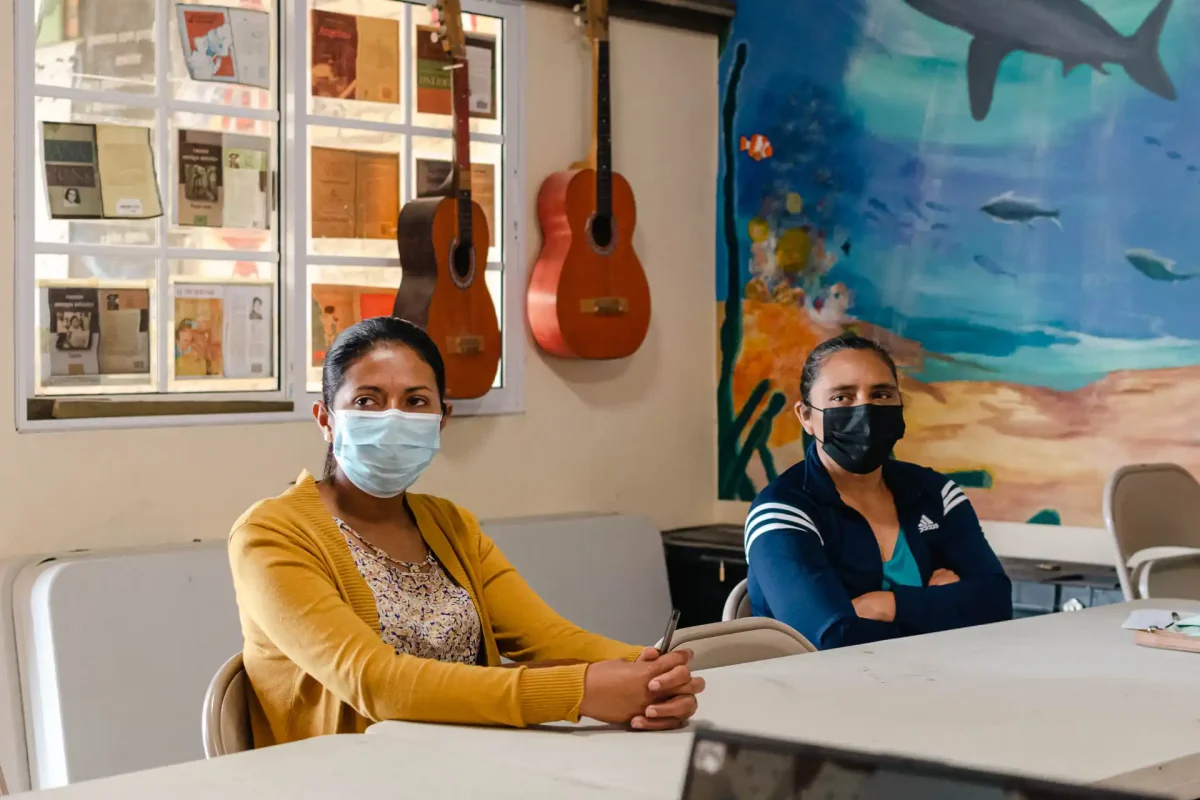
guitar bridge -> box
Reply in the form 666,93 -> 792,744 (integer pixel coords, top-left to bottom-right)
447,335 -> 484,355
580,297 -> 628,316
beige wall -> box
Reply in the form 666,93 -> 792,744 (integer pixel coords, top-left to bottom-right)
0,5 -> 720,558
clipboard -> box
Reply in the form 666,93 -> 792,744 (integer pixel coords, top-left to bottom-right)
1135,628 -> 1200,653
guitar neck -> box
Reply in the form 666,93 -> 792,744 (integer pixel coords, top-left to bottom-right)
450,52 -> 473,247
591,38 -> 613,219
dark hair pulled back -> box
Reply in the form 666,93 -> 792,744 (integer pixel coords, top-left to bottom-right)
799,333 -> 899,405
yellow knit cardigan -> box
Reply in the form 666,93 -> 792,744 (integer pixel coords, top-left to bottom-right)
229,472 -> 641,747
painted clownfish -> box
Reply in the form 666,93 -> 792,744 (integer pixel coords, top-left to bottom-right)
740,134 -> 773,161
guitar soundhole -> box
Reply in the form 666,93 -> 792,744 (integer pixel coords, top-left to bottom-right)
449,239 -> 475,289
587,213 -> 617,255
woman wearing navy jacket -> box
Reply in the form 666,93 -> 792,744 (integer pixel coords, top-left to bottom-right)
745,334 -> 1012,650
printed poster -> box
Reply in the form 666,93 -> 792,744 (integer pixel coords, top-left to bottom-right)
42,122 -> 103,219
177,130 -> 270,229
311,10 -> 357,99
178,130 -> 223,227
312,11 -> 400,104
415,26 -> 496,119
176,4 -> 271,89
97,288 -> 151,375
174,285 -> 225,377
47,287 -> 99,377
416,159 -> 495,246
310,147 -> 358,239
222,135 -> 270,230
310,147 -> 399,240
78,0 -> 152,85
95,123 -> 163,219
223,284 -> 272,378
310,284 -> 398,365
355,152 -> 400,239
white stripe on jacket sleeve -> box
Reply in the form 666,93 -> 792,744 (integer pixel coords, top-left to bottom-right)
744,502 -> 823,562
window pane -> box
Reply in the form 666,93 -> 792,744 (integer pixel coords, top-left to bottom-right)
169,0 -> 278,111
35,0 -> 156,95
411,136 -> 502,264
308,1 -> 405,125
306,264 -> 402,392
410,6 -> 502,136
35,100 -> 161,248
168,114 -> 278,252
308,126 -> 402,259
168,274 -> 278,391
35,268 -> 158,396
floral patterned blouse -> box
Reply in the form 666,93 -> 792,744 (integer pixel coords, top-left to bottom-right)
337,519 -> 482,665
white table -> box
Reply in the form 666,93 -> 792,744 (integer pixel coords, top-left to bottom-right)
20,600 -> 1200,799
12,732 -> 662,799
367,600 -> 1200,799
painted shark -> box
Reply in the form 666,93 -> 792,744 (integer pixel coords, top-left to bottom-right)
902,0 -> 1177,121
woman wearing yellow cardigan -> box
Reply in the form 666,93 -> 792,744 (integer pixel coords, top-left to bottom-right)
230,317 -> 704,747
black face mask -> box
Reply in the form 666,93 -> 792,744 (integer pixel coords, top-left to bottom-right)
811,403 -> 906,475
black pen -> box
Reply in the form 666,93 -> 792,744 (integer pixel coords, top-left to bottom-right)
659,608 -> 681,654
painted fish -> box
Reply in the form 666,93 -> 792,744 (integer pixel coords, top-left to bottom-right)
867,198 -> 891,215
1125,248 -> 1200,281
903,198 -> 926,220
1167,151 -> 1183,160
1145,136 -> 1163,146
925,201 -> 953,213
740,134 -> 773,161
931,222 -> 951,231
1189,166 -> 1199,173
981,191 -> 1062,229
973,254 -> 1016,279
841,240 -> 852,256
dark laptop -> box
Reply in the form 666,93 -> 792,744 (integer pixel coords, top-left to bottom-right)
681,726 -> 1162,800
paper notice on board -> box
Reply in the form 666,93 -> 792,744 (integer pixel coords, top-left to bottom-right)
311,147 -> 358,239
97,288 -> 151,374
354,152 -> 400,240
42,122 -> 103,219
353,15 -> 400,104
176,4 -> 270,89
47,287 -> 100,377
174,285 -> 225,377
222,134 -> 270,230
95,123 -> 162,219
223,284 -> 272,378
466,36 -> 496,117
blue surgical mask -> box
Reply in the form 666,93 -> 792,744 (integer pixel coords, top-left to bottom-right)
331,409 -> 441,498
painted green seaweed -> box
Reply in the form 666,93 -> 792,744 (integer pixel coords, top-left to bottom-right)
717,42 -> 788,500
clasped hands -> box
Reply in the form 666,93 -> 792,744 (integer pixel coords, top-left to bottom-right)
579,647 -> 706,731
852,568 -> 960,622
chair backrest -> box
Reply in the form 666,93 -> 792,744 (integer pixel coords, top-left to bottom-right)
721,578 -> 750,621
1131,552 -> 1200,602
202,653 -> 252,758
1104,464 -> 1200,599
663,618 -> 816,671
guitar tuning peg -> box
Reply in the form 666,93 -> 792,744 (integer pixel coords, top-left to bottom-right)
430,31 -> 440,43
573,16 -> 583,26
572,3 -> 581,10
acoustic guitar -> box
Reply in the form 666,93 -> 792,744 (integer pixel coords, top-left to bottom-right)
393,0 -> 500,399
527,0 -> 650,360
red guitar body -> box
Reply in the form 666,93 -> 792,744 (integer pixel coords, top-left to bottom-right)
529,168 -> 649,359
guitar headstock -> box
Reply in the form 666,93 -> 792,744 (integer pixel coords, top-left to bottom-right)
572,0 -> 609,42
433,0 -> 468,59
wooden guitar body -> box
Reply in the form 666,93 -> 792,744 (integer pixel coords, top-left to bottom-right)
394,195 -> 501,399
528,167 -> 650,359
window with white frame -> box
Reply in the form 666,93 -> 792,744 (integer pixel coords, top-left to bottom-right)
16,0 -> 524,430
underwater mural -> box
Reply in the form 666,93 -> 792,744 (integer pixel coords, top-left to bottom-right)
717,0 -> 1200,526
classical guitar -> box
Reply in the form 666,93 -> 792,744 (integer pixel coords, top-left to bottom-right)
527,0 -> 650,359
393,0 -> 500,399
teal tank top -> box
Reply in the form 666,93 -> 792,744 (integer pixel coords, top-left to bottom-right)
882,529 -> 922,590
